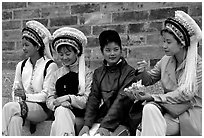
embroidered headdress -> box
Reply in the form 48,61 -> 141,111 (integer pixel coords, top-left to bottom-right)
162,11 -> 202,94
22,20 -> 53,60
52,27 -> 88,94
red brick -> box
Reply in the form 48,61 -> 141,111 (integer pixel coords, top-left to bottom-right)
2,2 -> 26,10
147,33 -> 162,45
128,22 -> 162,33
2,20 -> 21,30
75,26 -> 91,36
2,11 -> 12,20
54,2 -> 74,6
27,2 -> 54,7
128,46 -> 165,60
93,25 -> 126,35
112,11 -> 148,23
41,6 -> 71,18
2,41 -> 15,51
126,35 -> 146,46
50,16 -> 77,27
101,2 -> 174,12
3,30 -> 22,41
87,37 -> 99,48
149,7 -> 188,20
189,3 -> 202,16
71,3 -> 100,14
128,23 -> 144,34
80,13 -> 111,25
14,9 -> 41,19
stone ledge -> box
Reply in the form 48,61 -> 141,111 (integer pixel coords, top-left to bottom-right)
22,120 -> 52,136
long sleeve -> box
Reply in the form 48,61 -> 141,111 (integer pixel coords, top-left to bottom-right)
100,69 -> 136,131
12,61 -> 24,102
46,68 -> 59,111
84,70 -> 102,128
69,68 -> 93,109
152,57 -> 202,103
25,63 -> 58,102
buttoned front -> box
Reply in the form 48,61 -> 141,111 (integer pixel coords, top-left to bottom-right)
142,55 -> 202,135
12,57 -> 58,102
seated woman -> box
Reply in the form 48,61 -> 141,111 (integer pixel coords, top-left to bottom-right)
78,30 -> 140,136
126,10 -> 202,136
46,27 -> 93,136
2,20 -> 58,136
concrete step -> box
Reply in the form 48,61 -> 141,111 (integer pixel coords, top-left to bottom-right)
22,121 -> 52,136
22,117 -> 84,136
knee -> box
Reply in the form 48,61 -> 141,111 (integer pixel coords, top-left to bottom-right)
10,115 -> 23,124
143,103 -> 160,115
55,106 -> 72,116
3,102 -> 20,113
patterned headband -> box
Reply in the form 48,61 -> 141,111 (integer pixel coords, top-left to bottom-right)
163,17 -> 190,47
53,38 -> 81,54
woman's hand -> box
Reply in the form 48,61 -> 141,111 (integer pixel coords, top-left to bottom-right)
78,126 -> 90,136
95,127 -> 110,136
135,92 -> 153,101
137,60 -> 148,73
14,88 -> 26,99
54,95 -> 70,106
60,101 -> 73,109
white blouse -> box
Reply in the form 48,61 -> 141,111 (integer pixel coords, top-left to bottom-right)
12,57 -> 58,102
47,63 -> 93,111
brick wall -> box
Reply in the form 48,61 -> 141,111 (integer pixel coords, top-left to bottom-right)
2,2 -> 202,71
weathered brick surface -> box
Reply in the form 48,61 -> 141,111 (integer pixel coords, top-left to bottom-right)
2,20 -> 21,30
50,16 -> 77,27
2,11 -> 12,20
14,9 -> 41,19
128,46 -> 165,60
2,41 -> 15,51
71,3 -> 100,14
3,30 -> 22,41
113,11 -> 149,23
93,24 -> 126,35
80,13 -> 111,25
2,2 -> 26,10
27,2 -> 54,7
41,6 -> 71,18
149,7 -> 188,20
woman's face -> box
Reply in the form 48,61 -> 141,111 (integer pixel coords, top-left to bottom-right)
22,38 -> 38,58
162,32 -> 183,56
57,45 -> 78,66
102,42 -> 122,66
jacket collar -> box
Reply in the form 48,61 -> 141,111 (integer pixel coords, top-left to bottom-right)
103,57 -> 127,71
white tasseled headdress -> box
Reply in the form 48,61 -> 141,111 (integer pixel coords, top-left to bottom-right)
52,27 -> 87,94
164,11 -> 202,94
22,20 -> 54,60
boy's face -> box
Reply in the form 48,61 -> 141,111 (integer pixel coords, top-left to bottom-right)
102,42 -> 122,66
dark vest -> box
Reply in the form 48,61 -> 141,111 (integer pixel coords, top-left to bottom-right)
55,71 -> 85,117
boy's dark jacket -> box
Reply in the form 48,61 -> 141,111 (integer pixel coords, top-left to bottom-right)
84,57 -> 143,132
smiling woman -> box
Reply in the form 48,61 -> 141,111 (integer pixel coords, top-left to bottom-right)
2,20 -> 58,136
46,27 -> 93,136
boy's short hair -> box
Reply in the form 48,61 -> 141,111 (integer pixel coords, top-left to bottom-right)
99,30 -> 121,52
